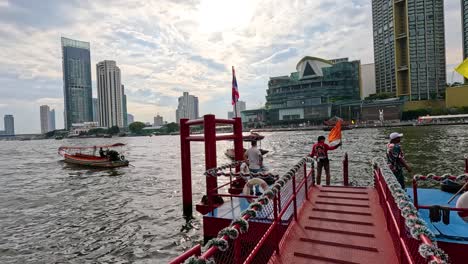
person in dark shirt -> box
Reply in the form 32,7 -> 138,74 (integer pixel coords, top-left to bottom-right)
309,136 -> 341,185
99,147 -> 105,158
386,132 -> 411,188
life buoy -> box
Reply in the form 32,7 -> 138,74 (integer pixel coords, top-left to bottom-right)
120,155 -> 125,161
456,191 -> 468,222
243,178 -> 269,202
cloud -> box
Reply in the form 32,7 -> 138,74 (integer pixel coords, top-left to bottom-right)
0,0 -> 464,133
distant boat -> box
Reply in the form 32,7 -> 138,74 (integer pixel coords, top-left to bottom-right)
58,143 -> 129,168
103,134 -> 112,138
55,136 -> 64,140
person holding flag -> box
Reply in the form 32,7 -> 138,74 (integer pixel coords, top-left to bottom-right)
309,120 -> 342,185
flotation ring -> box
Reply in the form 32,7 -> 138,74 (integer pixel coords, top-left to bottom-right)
243,178 -> 269,202
456,191 -> 468,222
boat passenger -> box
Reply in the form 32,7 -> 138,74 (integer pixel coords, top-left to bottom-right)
244,141 -> 263,195
386,132 -> 412,188
99,147 -> 105,158
244,141 -> 262,173
309,135 -> 341,185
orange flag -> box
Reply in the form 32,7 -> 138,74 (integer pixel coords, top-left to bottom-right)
328,120 -> 342,143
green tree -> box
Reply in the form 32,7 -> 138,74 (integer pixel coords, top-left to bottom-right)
108,125 -> 120,135
129,122 -> 146,134
88,128 -> 107,135
164,122 -> 179,133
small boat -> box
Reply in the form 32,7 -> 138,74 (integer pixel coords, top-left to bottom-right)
323,116 -> 353,131
55,136 -> 63,140
58,143 -> 129,168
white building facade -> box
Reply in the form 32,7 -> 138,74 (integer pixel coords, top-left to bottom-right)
96,60 -> 124,128
154,114 -> 163,126
361,63 -> 376,99
176,92 -> 199,123
40,105 -> 56,133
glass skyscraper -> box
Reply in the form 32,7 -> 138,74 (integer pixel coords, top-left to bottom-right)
372,0 -> 446,100
61,37 -> 93,129
463,0 -> 468,60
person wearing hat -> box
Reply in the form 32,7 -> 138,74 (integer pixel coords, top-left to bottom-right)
387,132 -> 412,188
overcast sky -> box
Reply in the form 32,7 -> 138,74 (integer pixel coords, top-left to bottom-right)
0,0 -> 464,134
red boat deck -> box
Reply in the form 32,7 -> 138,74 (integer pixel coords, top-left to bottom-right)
269,185 -> 398,264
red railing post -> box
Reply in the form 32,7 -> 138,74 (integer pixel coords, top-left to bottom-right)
465,156 -> 468,173
343,152 -> 349,186
273,195 -> 279,254
412,179 -> 419,209
277,189 -> 282,212
204,115 -> 217,208
233,237 -> 242,264
180,118 -> 192,218
233,117 -> 244,163
304,162 -> 308,200
292,172 -> 298,221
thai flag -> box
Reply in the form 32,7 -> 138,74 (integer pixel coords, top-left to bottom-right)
232,66 -> 239,105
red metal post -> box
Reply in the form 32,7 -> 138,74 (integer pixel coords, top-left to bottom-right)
304,162 -> 308,200
465,156 -> 468,173
343,152 -> 349,186
204,115 -> 218,207
412,179 -> 419,209
233,117 -> 244,163
168,244 -> 201,264
292,172 -> 298,221
273,195 -> 279,254
233,237 -> 241,264
180,118 -> 192,218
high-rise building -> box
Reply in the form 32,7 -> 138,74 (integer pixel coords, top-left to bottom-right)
361,63 -> 377,99
96,60 -> 124,128
372,0 -> 446,100
227,111 -> 234,119
127,114 -> 134,124
92,98 -> 99,123
49,109 -> 56,131
176,92 -> 199,123
234,100 -> 246,117
40,105 -> 56,133
4,115 -> 14,135
122,85 -> 128,127
40,105 -> 50,134
463,0 -> 468,83
154,114 -> 163,126
61,37 -> 93,129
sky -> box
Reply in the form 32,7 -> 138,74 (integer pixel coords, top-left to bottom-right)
0,0 -> 464,134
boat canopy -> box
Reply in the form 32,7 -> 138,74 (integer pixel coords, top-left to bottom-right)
58,143 -> 126,153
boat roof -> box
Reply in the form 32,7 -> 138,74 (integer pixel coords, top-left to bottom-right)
58,143 -> 125,150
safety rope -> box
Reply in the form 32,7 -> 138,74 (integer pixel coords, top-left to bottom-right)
372,157 -> 449,263
186,157 -> 315,264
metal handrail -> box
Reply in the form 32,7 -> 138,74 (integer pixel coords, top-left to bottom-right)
373,158 -> 445,263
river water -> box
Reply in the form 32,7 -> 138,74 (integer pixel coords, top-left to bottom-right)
0,125 -> 467,263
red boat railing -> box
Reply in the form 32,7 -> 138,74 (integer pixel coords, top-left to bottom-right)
169,157 -> 315,264
412,174 -> 468,213
373,158 -> 448,264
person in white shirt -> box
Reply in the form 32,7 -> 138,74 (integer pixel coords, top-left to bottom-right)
244,141 -> 262,173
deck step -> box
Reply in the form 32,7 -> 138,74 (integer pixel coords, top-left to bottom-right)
312,208 -> 372,216
299,238 -> 379,252
268,186 -> 398,264
304,226 -> 375,237
308,216 -> 374,226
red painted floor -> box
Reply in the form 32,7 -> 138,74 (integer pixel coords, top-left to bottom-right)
269,185 -> 398,264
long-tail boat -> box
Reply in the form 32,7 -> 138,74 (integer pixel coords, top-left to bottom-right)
58,143 -> 129,168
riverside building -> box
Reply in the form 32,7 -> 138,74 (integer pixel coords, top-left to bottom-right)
96,60 -> 124,128
176,92 -> 199,123
372,0 -> 446,100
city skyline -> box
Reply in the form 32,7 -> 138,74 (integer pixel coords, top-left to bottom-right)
0,1 -> 464,134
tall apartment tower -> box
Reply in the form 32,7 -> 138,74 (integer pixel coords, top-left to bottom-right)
122,85 -> 128,127
96,60 -> 124,128
61,37 -> 93,129
40,105 -> 50,134
4,115 -> 14,135
372,0 -> 446,100
175,92 -> 199,123
92,98 -> 99,123
49,109 -> 56,131
234,100 -> 246,117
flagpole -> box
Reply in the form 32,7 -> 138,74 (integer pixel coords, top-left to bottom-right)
234,101 -> 238,118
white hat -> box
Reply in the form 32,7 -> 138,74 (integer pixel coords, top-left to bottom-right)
389,132 -> 403,140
